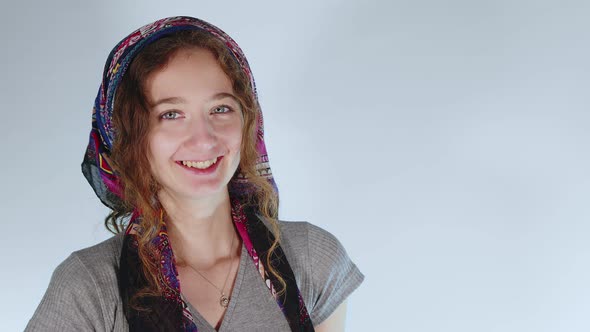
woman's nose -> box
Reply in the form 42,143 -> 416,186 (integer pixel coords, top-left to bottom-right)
183,114 -> 217,149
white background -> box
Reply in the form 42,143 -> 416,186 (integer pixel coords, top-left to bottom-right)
2,0 -> 590,331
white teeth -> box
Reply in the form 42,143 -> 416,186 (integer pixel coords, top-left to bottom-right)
181,157 -> 218,169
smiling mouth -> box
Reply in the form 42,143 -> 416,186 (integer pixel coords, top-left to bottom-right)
179,157 -> 219,170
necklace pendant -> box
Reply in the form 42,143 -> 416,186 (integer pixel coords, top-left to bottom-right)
220,294 -> 230,308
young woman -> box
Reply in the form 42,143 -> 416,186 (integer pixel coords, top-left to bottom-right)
26,16 -> 363,331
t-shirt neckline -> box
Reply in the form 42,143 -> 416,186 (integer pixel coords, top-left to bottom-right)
182,242 -> 247,331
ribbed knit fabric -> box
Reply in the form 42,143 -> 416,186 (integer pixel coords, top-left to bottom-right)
26,221 -> 364,331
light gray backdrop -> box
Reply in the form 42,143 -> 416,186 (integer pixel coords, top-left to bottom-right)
2,0 -> 589,331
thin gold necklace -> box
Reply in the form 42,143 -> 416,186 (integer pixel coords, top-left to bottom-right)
185,233 -> 236,308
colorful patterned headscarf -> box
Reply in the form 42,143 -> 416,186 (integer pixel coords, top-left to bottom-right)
81,16 -> 313,331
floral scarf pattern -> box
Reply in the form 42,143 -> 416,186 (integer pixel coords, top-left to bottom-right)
81,16 -> 313,331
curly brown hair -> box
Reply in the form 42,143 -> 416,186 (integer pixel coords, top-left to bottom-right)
105,29 -> 284,306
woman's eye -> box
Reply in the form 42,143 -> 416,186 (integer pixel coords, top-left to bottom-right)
160,111 -> 180,120
212,105 -> 232,114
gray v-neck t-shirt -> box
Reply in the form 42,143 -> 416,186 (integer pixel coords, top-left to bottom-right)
25,221 -> 364,331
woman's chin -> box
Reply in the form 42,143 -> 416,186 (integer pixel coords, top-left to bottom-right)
174,184 -> 230,202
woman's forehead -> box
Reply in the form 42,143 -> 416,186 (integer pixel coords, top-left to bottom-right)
145,48 -> 234,105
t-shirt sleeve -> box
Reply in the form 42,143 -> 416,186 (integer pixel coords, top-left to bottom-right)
25,253 -> 106,332
307,223 -> 364,325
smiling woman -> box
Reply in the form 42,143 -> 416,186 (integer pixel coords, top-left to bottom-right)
25,16 -> 363,332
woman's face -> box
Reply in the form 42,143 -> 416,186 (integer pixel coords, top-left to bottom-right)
145,48 -> 243,202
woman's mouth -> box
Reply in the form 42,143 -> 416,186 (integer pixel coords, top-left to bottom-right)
181,157 -> 218,169
177,156 -> 222,174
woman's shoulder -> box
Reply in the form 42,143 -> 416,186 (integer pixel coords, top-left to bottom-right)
51,233 -> 126,288
276,219 -> 360,271
70,233 -> 125,272
25,234 -> 126,331
275,220 -> 364,324
276,219 -> 336,245
47,233 -> 124,290
53,233 -> 125,294
276,220 -> 353,265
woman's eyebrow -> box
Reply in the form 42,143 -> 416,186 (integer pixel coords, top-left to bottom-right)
150,96 -> 186,108
150,93 -> 240,109
210,92 -> 240,104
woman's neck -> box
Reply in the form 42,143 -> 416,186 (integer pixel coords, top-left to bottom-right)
158,189 -> 239,268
